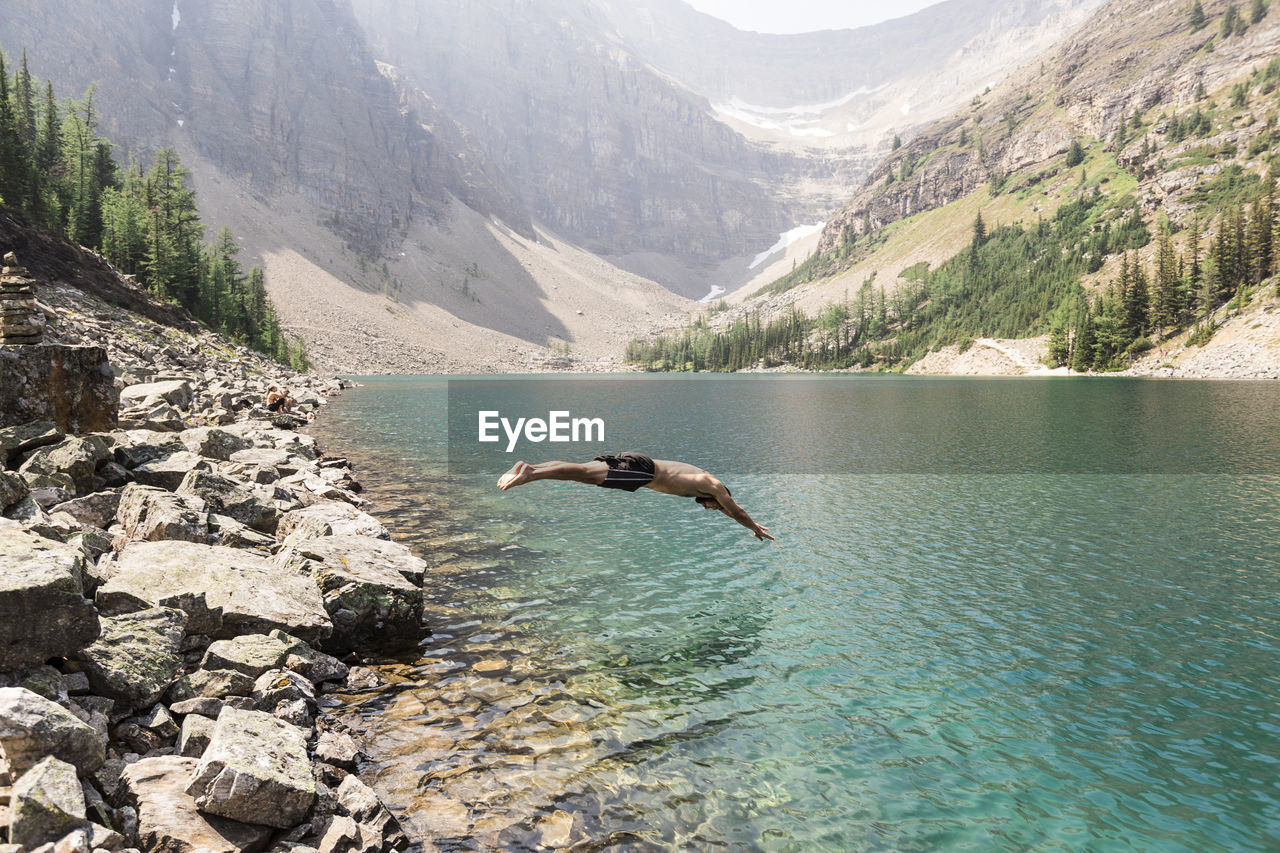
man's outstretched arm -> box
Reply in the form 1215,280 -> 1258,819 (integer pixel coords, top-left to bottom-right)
711,484 -> 774,541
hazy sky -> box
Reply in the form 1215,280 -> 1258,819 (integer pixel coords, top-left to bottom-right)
683,0 -> 942,34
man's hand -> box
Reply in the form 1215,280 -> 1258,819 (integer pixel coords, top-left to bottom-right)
752,524 -> 775,541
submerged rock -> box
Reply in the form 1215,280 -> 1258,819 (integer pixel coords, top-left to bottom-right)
186,708 -> 315,828
0,532 -> 99,670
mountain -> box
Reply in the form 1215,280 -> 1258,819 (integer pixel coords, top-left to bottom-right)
2,0 -> 1108,370
641,0 -> 1280,377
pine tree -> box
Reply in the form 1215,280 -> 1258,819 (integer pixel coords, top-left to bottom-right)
1125,252 -> 1150,337
1251,0 -> 1268,24
1190,0 -> 1207,29
0,52 -> 29,208
1065,138 -> 1085,167
891,134 -> 901,151
1070,306 -> 1095,372
1222,3 -> 1241,37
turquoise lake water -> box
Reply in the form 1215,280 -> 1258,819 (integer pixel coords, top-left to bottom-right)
311,376 -> 1280,852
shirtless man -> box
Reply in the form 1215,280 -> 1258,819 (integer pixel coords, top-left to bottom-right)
498,451 -> 774,541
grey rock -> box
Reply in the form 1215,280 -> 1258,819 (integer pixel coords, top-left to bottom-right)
0,470 -> 29,511
185,708 -> 315,829
9,757 -> 86,849
84,822 -> 125,852
0,532 -> 99,670
167,697 -> 223,718
131,452 -> 210,491
276,504 -> 389,542
164,670 -> 255,704
312,732 -> 360,773
49,490 -> 122,531
62,672 -> 91,696
271,699 -> 312,729
73,608 -> 187,712
119,756 -> 272,853
251,670 -> 316,715
118,381 -> 192,412
176,714 -> 215,758
110,432 -> 185,471
277,536 -> 422,647
53,827 -> 91,853
0,421 -> 64,466
200,635 -> 290,679
115,484 -> 207,544
206,514 -> 276,551
96,541 -> 330,644
19,437 -> 111,496
0,347 -> 117,435
227,448 -> 298,474
334,775 -> 405,851
9,664 -> 68,702
178,427 -> 252,462
176,470 -> 278,533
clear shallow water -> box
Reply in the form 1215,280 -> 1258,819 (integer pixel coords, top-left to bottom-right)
312,376 -> 1280,852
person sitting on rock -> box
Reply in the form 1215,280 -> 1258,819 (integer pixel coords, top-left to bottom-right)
265,386 -> 295,413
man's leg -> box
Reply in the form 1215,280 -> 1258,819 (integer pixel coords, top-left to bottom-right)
498,459 -> 608,490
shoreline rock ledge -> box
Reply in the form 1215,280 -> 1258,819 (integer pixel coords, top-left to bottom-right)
1,248 -> 417,853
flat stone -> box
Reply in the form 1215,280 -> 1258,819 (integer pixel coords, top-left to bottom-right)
0,421 -> 63,466
168,697 -> 224,718
0,532 -> 99,670
186,708 -> 314,829
313,732 -> 360,772
131,452 -> 211,491
9,757 -> 86,849
206,513 -> 277,551
119,381 -> 192,411
115,484 -> 207,544
251,670 -> 316,715
276,503 -> 389,542
277,536 -> 422,647
73,608 -> 187,712
119,756 -> 272,853
111,432 -> 185,470
201,635 -> 290,679
96,541 -> 331,644
48,490 -> 121,531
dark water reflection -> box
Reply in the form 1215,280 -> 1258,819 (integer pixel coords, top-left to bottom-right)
312,377 -> 1280,852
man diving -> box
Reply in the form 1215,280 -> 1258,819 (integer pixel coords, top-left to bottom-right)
497,451 -> 774,541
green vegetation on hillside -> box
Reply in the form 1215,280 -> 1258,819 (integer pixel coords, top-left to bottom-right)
0,48 -> 307,369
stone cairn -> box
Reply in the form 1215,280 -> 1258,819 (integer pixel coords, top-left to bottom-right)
0,251 -> 44,345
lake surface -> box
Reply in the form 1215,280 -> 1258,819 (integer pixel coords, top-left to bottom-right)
311,376 -> 1280,852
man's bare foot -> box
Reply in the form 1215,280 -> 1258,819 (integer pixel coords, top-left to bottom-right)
498,461 -> 534,490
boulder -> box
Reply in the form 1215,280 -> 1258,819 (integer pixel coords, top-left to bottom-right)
227,447 -> 299,475
250,670 -> 316,715
118,380 -> 192,411
8,757 -> 86,849
200,635 -> 290,679
185,708 -> 315,828
277,536 -> 423,647
178,427 -> 252,462
97,541 -> 331,643
169,697 -> 224,718
269,632 -> 349,685
0,688 -> 105,775
206,514 -> 277,551
111,432 -> 185,470
0,470 -> 29,510
73,608 -> 187,712
131,452 -> 211,491
18,437 -> 111,495
115,483 -> 208,543
334,775 -> 406,851
0,421 -> 63,466
276,503 -> 389,542
0,346 -> 117,434
119,756 -> 272,853
313,732 -> 360,772
48,489 -> 121,530
165,670 -> 256,704
177,714 -> 215,758
176,470 -> 279,533
0,532 -> 99,670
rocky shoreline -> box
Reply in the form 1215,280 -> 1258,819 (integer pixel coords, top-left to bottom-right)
1,271 -> 424,853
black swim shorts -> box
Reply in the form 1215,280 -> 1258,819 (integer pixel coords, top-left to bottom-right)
594,452 -> 655,491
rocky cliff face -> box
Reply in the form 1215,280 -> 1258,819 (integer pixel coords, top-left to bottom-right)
3,0 -> 529,255
348,0 -> 794,274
